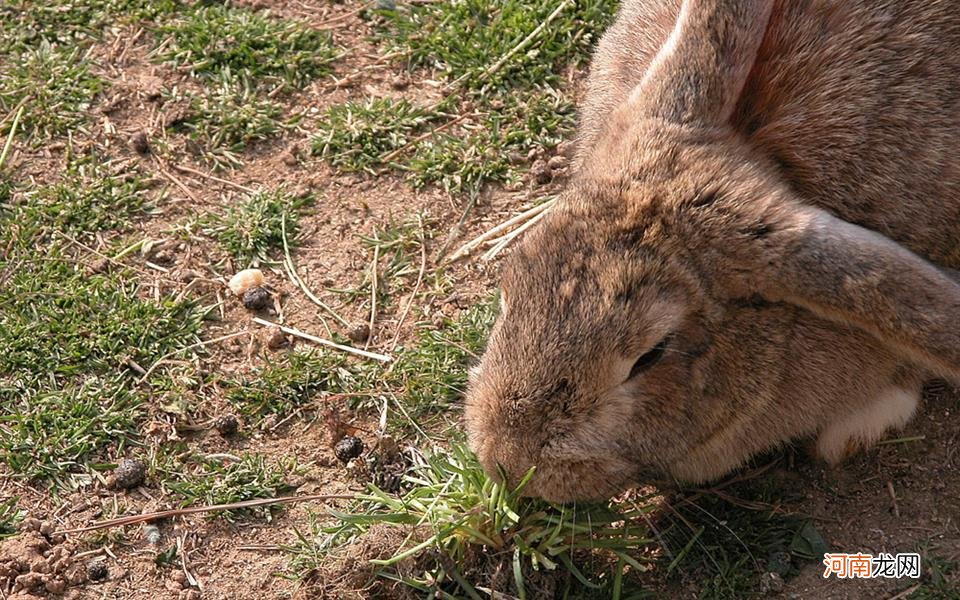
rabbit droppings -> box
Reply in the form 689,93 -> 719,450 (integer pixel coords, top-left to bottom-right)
464,0 -> 960,502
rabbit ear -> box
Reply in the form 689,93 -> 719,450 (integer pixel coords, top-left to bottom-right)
631,0 -> 772,125
724,201 -> 960,379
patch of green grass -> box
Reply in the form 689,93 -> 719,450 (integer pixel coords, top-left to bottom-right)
226,297 -> 497,423
0,498 -> 23,540
0,251 -> 203,481
0,42 -> 104,142
0,148 -> 203,480
158,4 -> 337,89
314,91 -> 574,195
913,553 -> 959,600
0,0 -> 180,52
205,188 -> 313,266
13,159 -> 150,237
409,91 -> 575,195
376,0 -> 617,92
387,297 -> 497,417
164,454 -> 297,520
0,379 -> 143,481
175,80 -> 286,165
288,443 -> 652,598
226,349 -> 371,420
311,97 -> 440,174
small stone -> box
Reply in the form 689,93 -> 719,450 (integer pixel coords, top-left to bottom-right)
530,158 -> 552,185
266,330 -> 289,350
766,551 -> 792,577
151,249 -> 176,267
178,269 -> 202,283
547,154 -> 569,171
228,269 -> 265,296
213,414 -> 239,437
171,570 -> 188,586
130,131 -> 150,155
242,286 -> 271,311
38,521 -> 54,536
556,140 -> 576,158
347,323 -> 370,344
86,561 -> 108,582
111,458 -> 146,490
44,577 -> 66,594
759,571 -> 785,595
282,152 -> 298,167
334,436 -> 364,463
140,75 -> 164,100
87,258 -> 110,275
143,524 -> 161,546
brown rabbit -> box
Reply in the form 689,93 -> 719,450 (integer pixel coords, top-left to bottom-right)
464,0 -> 960,501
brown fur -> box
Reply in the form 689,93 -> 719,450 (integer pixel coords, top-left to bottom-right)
464,0 -> 960,501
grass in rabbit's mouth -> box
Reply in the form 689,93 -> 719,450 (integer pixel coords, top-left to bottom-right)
286,443 -> 656,599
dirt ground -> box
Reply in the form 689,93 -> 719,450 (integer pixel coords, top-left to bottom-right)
1,1 -> 958,599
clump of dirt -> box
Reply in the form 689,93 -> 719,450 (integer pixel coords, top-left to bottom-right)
0,523 -> 88,597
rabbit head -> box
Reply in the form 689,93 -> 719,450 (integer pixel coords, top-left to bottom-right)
465,0 -> 960,501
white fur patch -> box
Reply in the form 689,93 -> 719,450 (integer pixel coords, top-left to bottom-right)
816,386 -> 920,464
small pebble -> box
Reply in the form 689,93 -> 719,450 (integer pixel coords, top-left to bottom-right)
44,577 -> 66,594
111,458 -> 146,490
228,269 -> 264,296
86,561 -> 108,582
556,140 -> 576,158
178,269 -> 202,283
213,414 -> 239,437
347,323 -> 370,344
143,524 -> 161,546
530,158 -> 552,185
547,155 -> 569,171
130,131 -> 150,155
87,258 -> 110,276
334,436 -> 364,463
266,330 -> 289,350
759,571 -> 785,595
242,286 -> 271,311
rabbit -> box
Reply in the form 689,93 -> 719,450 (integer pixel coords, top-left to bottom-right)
464,0 -> 960,502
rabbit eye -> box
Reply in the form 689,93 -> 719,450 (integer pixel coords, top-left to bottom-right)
628,339 -> 668,380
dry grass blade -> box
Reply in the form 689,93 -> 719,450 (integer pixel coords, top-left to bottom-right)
55,493 -> 355,535
172,163 -> 259,194
281,213 -> 350,328
481,208 -> 549,261
138,330 -> 254,384
252,317 -> 392,362
446,198 -> 555,263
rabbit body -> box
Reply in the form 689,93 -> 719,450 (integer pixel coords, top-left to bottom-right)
581,0 -> 960,262
465,0 -> 960,501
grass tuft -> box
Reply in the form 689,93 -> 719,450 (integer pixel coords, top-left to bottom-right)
226,297 -> 497,423
175,79 -> 286,164
289,443 -> 652,598
14,159 -> 150,237
311,97 -> 439,174
0,498 -> 23,540
376,0 -> 617,92
158,4 -> 337,89
205,188 -> 313,266
164,454 -> 297,520
0,0 -> 180,51
0,42 -> 104,142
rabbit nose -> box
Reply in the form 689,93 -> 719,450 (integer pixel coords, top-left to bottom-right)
475,439 -> 535,488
